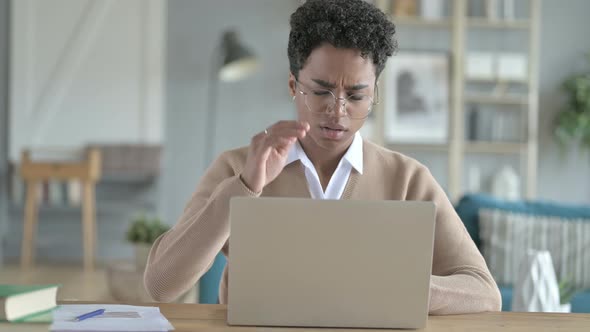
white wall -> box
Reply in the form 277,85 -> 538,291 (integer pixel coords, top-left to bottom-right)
536,0 -> 590,204
161,0 -> 300,225
9,0 -> 164,162
0,0 -> 9,264
2,0 -> 165,263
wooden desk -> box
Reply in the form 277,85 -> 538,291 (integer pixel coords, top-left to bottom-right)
4,303 -> 590,331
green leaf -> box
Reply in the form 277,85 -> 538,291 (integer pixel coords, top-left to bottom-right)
554,51 -> 590,156
558,277 -> 579,305
126,214 -> 170,244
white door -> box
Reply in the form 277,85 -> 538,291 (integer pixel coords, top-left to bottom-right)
10,0 -> 165,161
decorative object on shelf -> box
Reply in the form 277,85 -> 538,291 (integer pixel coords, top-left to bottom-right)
485,0 -> 498,21
466,52 -> 495,81
67,180 -> 82,206
467,106 -> 480,141
511,250 -> 561,312
467,165 -> 481,193
420,0 -> 444,19
126,214 -> 169,269
490,111 -> 521,142
392,0 -> 418,17
554,52 -> 590,152
48,179 -> 62,206
497,53 -> 528,81
467,0 -> 484,17
502,0 -> 515,20
491,112 -> 507,141
491,165 -> 520,200
465,52 -> 528,82
384,52 -> 449,144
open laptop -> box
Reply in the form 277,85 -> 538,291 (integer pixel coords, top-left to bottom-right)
227,197 -> 436,329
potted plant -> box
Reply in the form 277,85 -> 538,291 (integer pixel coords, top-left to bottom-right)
126,214 -> 169,269
557,278 -> 577,313
554,53 -> 590,151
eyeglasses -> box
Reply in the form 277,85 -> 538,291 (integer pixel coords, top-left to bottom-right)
295,79 -> 376,119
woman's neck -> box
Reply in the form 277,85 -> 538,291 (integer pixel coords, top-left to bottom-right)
299,137 -> 353,189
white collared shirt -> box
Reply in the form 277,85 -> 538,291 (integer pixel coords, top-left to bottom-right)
286,132 -> 363,199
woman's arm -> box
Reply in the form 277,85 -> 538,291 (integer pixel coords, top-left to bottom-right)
407,165 -> 502,315
143,150 -> 257,302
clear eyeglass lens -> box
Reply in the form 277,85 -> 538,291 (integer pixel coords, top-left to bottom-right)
304,90 -> 372,119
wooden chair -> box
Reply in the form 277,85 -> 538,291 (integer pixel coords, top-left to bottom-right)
19,148 -> 102,271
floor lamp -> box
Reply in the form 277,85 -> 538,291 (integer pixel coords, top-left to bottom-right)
204,29 -> 259,167
200,29 -> 258,304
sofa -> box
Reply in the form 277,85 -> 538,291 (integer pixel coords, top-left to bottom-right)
455,193 -> 590,312
200,193 -> 590,312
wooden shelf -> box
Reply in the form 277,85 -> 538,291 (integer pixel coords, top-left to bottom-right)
467,18 -> 530,29
392,16 -> 452,28
465,142 -> 525,154
387,143 -> 449,152
464,94 -> 529,106
376,0 -> 541,200
466,77 -> 529,85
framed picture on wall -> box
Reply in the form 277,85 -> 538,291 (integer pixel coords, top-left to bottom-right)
384,52 -> 450,144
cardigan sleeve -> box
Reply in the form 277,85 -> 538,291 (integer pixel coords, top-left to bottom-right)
143,150 -> 258,302
406,165 -> 502,315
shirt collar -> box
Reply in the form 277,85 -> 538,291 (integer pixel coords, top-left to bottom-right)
286,131 -> 364,174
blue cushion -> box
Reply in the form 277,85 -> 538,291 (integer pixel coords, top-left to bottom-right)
199,253 -> 227,304
499,286 -> 513,311
455,193 -> 590,248
500,286 -> 590,313
571,290 -> 590,313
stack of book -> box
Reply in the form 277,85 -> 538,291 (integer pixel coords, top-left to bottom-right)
0,284 -> 59,323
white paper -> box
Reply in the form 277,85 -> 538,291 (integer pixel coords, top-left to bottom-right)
50,304 -> 174,332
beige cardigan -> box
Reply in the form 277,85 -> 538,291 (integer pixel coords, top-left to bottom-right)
144,140 -> 501,314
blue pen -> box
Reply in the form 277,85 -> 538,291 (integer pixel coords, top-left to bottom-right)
75,308 -> 105,321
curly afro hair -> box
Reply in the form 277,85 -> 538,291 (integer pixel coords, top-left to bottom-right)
288,0 -> 397,80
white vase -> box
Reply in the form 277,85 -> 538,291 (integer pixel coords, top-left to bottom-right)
556,303 -> 572,313
492,165 -> 520,201
511,250 -> 561,312
486,0 -> 498,20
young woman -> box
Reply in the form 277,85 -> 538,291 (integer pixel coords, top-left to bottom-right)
144,0 -> 501,315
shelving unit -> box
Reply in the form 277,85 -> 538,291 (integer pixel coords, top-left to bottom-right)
464,142 -> 525,154
387,143 -> 450,153
394,17 -> 452,27
375,0 -> 540,202
466,77 -> 529,84
464,94 -> 529,106
467,18 -> 530,29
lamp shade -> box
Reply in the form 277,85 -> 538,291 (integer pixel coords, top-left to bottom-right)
218,30 -> 259,82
